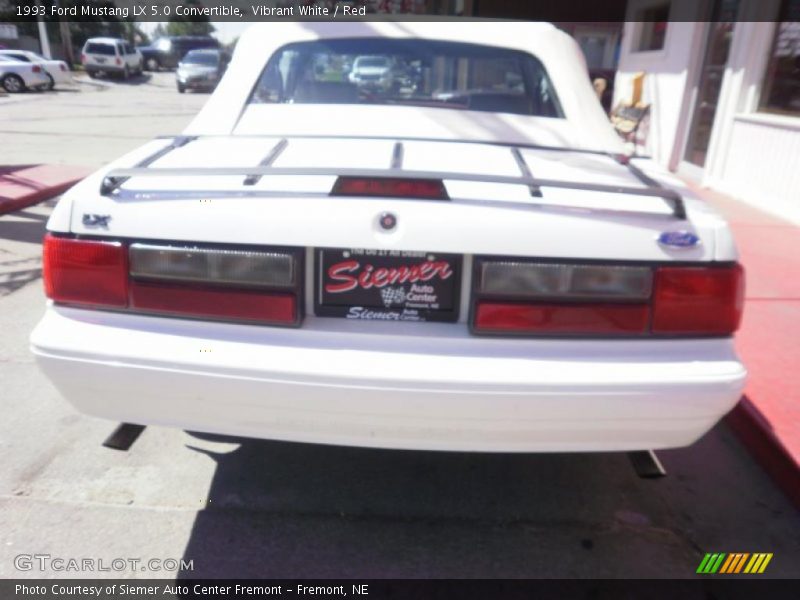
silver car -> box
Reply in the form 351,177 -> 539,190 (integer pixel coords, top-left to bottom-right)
176,49 -> 227,93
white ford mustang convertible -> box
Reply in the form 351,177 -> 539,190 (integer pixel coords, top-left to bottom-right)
31,22 -> 746,453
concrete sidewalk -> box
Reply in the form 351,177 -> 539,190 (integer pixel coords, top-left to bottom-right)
686,182 -> 800,506
0,165 -> 91,216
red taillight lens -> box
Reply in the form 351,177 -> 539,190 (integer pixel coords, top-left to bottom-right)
115,57 -> 121,66
43,237 -> 302,327
43,235 -> 128,308
60,63 -> 68,72
472,259 -> 652,336
331,177 -> 448,200
652,265 -> 744,335
32,65 -> 42,73
475,302 -> 650,335
129,281 -> 297,325
471,258 -> 744,337
128,243 -> 301,326
80,53 -> 87,64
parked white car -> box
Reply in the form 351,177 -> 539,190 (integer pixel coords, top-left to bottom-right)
81,37 -> 143,80
0,55 -> 50,93
32,23 -> 746,454
0,49 -> 71,89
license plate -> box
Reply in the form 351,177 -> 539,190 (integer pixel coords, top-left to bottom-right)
316,248 -> 461,322
95,57 -> 106,64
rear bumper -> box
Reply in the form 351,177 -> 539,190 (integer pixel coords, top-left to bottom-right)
31,305 -> 747,452
179,79 -> 217,90
24,74 -> 50,88
50,70 -> 74,85
84,63 -> 125,73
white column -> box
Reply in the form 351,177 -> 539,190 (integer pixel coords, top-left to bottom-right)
36,0 -> 52,59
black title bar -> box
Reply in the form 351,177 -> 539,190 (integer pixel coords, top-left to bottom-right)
5,579 -> 800,600
1,0 -> 795,23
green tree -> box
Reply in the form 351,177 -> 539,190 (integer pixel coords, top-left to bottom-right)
0,1 -> 126,64
167,21 -> 214,35
166,0 -> 215,37
166,21 -> 215,37
151,23 -> 167,40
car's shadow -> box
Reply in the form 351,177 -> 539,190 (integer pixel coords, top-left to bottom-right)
174,432 -> 684,578
87,72 -> 153,86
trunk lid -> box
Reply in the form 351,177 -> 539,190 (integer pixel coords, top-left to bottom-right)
67,136 -> 716,262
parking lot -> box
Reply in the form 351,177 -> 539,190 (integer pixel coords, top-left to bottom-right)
1,72 -> 798,579
0,72 -> 206,168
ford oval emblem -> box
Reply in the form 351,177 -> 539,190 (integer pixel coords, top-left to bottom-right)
658,231 -> 701,249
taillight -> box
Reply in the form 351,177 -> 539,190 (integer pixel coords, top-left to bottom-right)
475,302 -> 650,335
331,177 -> 448,200
81,53 -> 87,64
43,235 -> 128,308
115,57 -> 121,66
471,259 -> 744,337
129,244 -> 295,288
652,265 -> 744,335
32,65 -> 42,73
478,262 -> 652,300
43,237 -> 302,326
472,261 -> 652,336
128,243 -> 301,326
129,282 -> 297,325
60,63 -> 68,72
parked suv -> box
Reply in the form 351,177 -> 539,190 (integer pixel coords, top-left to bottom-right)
81,37 -> 143,80
138,36 -> 220,71
348,55 -> 394,91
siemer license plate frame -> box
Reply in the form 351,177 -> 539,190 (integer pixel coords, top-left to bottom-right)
315,248 -> 462,323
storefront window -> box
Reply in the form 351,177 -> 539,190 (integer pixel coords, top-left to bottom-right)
684,1 -> 740,166
635,2 -> 671,51
759,0 -> 800,116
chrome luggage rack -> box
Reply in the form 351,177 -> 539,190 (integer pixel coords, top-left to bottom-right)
99,135 -> 687,220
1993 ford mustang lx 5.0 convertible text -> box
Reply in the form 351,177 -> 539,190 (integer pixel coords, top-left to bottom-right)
31,22 -> 746,453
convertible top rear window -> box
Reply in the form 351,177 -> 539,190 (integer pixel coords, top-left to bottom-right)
250,38 -> 564,117
183,51 -> 220,66
85,43 -> 116,56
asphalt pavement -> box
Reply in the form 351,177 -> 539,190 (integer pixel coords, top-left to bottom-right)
0,72 -> 798,580
0,71 -> 207,168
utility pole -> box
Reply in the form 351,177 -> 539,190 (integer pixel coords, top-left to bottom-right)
59,20 -> 74,67
54,0 -> 75,67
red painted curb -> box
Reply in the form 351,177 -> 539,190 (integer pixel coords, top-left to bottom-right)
726,397 -> 800,508
0,180 -> 75,215
0,165 -> 91,216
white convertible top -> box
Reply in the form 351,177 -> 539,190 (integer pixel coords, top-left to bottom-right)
186,21 -> 624,153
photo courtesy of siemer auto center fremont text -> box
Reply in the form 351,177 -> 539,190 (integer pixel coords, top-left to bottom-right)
0,0 -> 798,598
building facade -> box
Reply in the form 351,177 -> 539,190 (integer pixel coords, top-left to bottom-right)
614,0 -> 800,222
